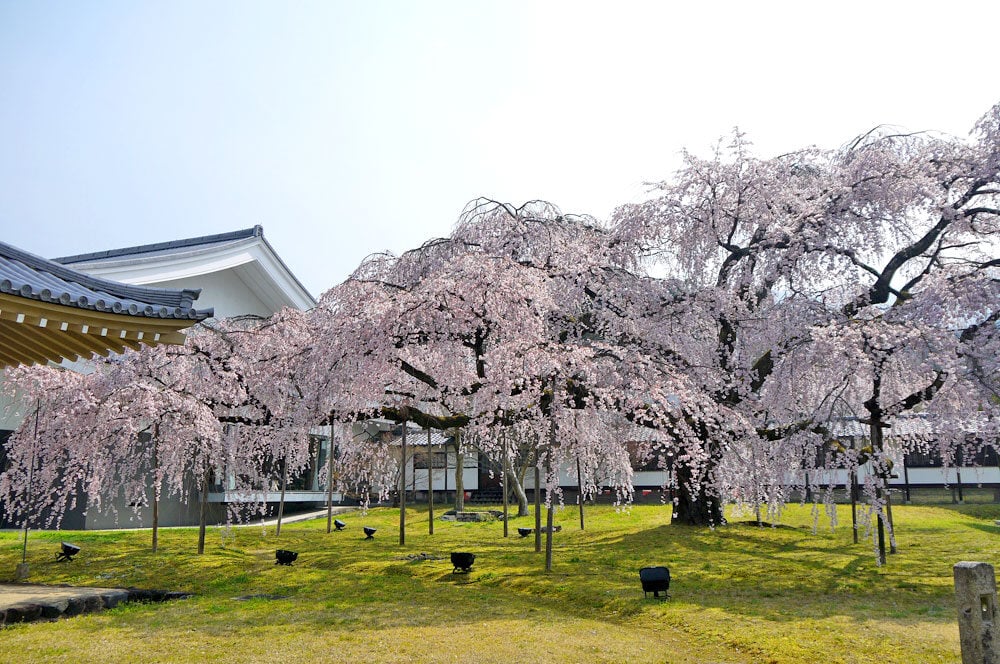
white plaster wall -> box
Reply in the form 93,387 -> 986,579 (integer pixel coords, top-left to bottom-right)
153,272 -> 274,319
0,390 -> 26,431
398,450 -> 479,492
410,467 -> 479,492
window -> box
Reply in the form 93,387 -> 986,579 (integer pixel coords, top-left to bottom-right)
413,451 -> 447,470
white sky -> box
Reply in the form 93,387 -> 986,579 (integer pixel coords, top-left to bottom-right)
2,1 -> 998,297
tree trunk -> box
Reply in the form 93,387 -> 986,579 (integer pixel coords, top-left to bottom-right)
512,453 -> 530,517
576,457 -> 585,531
671,453 -> 725,526
869,417 -> 887,565
503,429 -> 531,517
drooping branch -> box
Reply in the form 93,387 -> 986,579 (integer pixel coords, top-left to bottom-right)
884,370 -> 948,418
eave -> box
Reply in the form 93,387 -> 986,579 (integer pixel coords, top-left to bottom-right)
0,293 -> 194,368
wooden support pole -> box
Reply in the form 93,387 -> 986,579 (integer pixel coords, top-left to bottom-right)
427,426 -> 434,535
400,421 -> 407,546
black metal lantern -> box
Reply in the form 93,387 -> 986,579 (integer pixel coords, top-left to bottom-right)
517,527 -> 532,538
275,549 -> 298,566
56,542 -> 81,562
363,526 -> 377,539
334,519 -> 346,531
451,551 -> 475,573
639,566 -> 670,599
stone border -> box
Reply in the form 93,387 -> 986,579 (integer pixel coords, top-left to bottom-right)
440,510 -> 505,522
1,586 -> 192,626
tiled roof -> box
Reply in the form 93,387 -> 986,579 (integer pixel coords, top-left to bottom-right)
54,226 -> 262,265
0,240 -> 213,320
385,425 -> 454,447
827,414 -> 996,438
54,225 -> 316,308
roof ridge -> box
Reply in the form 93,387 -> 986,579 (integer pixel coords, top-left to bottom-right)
55,224 -> 316,305
54,226 -> 263,264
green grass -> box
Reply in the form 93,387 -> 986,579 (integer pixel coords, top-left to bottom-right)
2,502 -> 998,663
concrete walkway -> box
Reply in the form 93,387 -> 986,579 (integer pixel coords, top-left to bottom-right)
0,506 -> 361,534
1,583 -> 122,610
256,505 -> 356,527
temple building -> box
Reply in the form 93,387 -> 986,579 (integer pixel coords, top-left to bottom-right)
0,226 -> 319,528
0,239 -> 212,368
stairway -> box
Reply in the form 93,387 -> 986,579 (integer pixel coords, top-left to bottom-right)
469,487 -> 503,504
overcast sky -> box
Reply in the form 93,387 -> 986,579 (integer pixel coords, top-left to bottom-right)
2,1 -> 998,297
